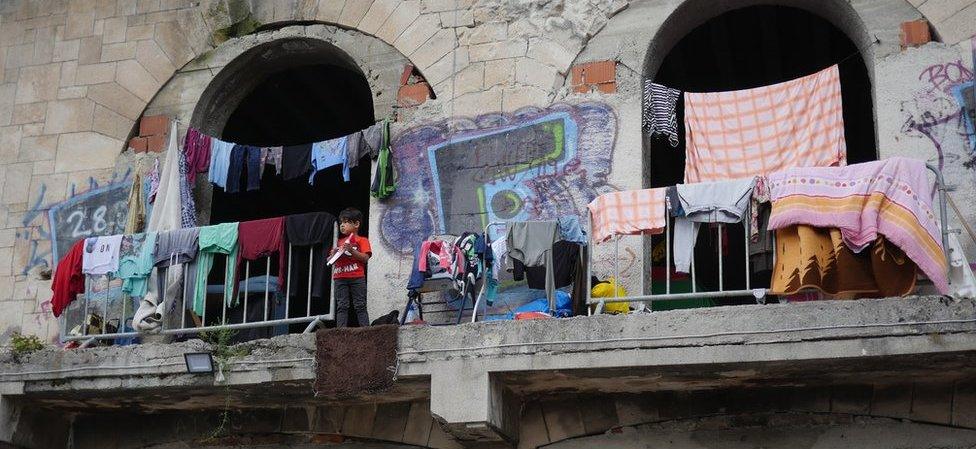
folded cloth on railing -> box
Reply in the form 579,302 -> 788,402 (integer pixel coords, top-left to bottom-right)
153,228 -> 199,267
770,225 -> 917,297
281,143 -> 313,181
82,234 -> 123,275
51,239 -> 85,317
508,221 -> 559,306
588,188 -> 667,244
683,65 -> 846,183
236,216 -> 286,297
192,222 -> 239,315
514,240 -> 580,292
206,275 -> 281,295
285,212 -> 336,299
118,232 -> 157,298
672,178 -> 755,273
767,157 -> 948,294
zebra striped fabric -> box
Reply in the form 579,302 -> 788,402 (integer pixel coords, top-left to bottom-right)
642,80 -> 681,147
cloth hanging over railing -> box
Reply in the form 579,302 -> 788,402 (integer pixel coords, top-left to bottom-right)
683,65 -> 847,183
767,157 -> 949,294
587,188 -> 667,243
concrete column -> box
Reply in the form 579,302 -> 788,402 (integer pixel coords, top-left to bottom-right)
430,361 -> 518,447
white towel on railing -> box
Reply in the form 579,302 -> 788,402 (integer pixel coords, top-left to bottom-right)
673,178 -> 755,273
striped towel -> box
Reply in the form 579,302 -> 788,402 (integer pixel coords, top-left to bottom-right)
643,80 -> 681,147
767,157 -> 948,294
588,188 -> 667,244
684,65 -> 847,183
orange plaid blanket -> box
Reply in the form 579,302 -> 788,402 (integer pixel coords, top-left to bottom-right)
587,188 -> 667,243
683,65 -> 847,183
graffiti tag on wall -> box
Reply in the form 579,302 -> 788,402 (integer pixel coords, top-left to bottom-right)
380,103 -> 618,254
900,56 -> 976,169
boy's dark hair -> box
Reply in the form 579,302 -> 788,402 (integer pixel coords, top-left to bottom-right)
338,207 -> 363,224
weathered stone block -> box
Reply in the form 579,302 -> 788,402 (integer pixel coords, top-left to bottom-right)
93,105 -> 135,141
78,36 -> 103,65
830,385 -> 873,415
527,38 -> 577,74
125,23 -> 155,41
102,16 -> 127,44
58,86 -> 89,100
11,103 -> 46,125
100,41 -> 137,62
871,384 -> 912,419
453,87 -> 501,116
439,10 -> 472,28
422,46 -> 468,87
54,132 -> 124,173
502,85 -> 549,111
460,22 -> 506,45
18,135 -> 58,163
338,0 -> 373,27
87,82 -> 146,120
394,12 -> 441,56
376,1 -> 421,43
2,162 -> 33,204
75,62 -> 117,85
452,61 -> 483,96
153,21 -> 193,67
15,64 -> 61,104
0,126 -> 23,164
116,59 -> 161,102
911,382 -> 953,424
316,0 -> 346,22
136,40 -> 176,84
52,39 -> 81,63
64,11 -> 96,40
401,401 -> 433,447
358,0 -> 398,35
469,39 -> 527,62
411,27 -> 456,70
484,57 -> 515,88
371,402 -> 411,441
515,57 -> 559,90
340,404 -> 377,438
421,0 -> 472,13
43,98 -> 96,134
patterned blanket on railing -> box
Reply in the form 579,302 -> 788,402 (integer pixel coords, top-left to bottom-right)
588,188 -> 667,243
767,157 -> 948,294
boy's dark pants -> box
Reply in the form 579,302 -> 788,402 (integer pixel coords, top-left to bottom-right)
334,277 -> 368,327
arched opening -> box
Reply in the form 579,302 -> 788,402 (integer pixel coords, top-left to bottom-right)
189,37 -> 375,332
643,5 -> 876,302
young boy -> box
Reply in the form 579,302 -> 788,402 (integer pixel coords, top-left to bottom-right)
330,207 -> 372,327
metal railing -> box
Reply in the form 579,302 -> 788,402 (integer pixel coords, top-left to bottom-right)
586,164 -> 952,312
59,224 -> 339,344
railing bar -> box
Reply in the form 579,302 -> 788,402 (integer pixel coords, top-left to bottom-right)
691,245 -> 697,293
243,260 -> 250,324
745,202 -> 752,291
718,223 -> 724,292
613,236 -> 619,299
306,246 -> 313,317
641,230 -> 646,296
286,243 -> 292,318
202,263 -> 207,328
327,223 -> 339,321
264,257 -> 271,322
666,214 -> 671,295
83,276 -> 90,336
586,289 -> 769,304
103,274 -> 109,334
221,253 -> 227,326
585,214 -> 592,316
181,265 -> 187,329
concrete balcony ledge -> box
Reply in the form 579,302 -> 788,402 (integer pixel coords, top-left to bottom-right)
2,296 -> 976,446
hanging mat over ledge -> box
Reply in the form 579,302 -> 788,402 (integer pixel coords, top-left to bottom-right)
314,325 -> 398,398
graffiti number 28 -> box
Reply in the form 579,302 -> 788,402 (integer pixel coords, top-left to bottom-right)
67,206 -> 109,239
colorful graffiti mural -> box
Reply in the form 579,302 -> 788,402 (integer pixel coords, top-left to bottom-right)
380,103 -> 618,254
377,103 -> 619,317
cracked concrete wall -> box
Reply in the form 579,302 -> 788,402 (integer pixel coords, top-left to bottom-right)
0,0 -> 972,342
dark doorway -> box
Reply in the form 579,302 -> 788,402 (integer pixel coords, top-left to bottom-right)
645,6 -> 875,303
202,58 -> 375,333
648,5 -> 875,188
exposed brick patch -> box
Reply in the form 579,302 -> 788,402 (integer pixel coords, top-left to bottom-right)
146,134 -> 166,153
138,114 -> 169,136
900,20 -> 931,48
571,60 -> 616,94
397,64 -> 432,107
128,136 -> 147,153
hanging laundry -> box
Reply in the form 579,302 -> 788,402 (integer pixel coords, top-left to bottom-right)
557,215 -> 587,245
51,239 -> 85,317
225,145 -> 262,193
642,80 -> 681,147
192,222 -> 239,316
683,65 -> 846,183
183,127 -> 211,184
208,138 -> 234,189
281,143 -> 313,181
177,135 -> 197,228
82,234 -> 124,275
490,230 -> 509,280
284,212 -> 336,299
147,122 -> 185,232
310,136 -> 349,184
770,225 -> 917,297
587,188 -> 667,244
672,177 -> 755,273
507,221 -> 559,305
767,157 -> 948,294
262,146 -> 283,176
750,176 -> 770,242
370,120 -> 396,200
236,217 -> 286,296
146,157 -> 160,204
665,186 -> 684,217
947,233 -> 976,299
117,232 -> 158,298
124,173 -> 145,234
153,227 -> 199,310
345,131 -> 369,170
